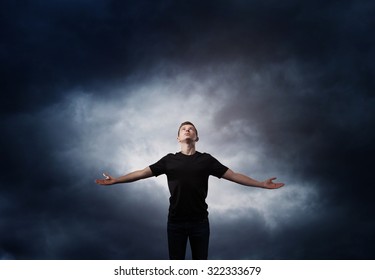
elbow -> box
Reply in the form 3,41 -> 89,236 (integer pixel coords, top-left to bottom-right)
140,167 -> 153,179
222,169 -> 236,181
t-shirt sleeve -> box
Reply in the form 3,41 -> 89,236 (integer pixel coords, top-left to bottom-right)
208,154 -> 229,178
149,154 -> 169,177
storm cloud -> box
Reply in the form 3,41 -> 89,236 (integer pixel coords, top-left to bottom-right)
1,0 -> 374,259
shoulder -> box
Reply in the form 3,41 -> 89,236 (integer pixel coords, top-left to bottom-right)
196,152 -> 222,163
200,152 -> 215,159
159,152 -> 182,161
159,153 -> 175,160
201,152 -> 226,166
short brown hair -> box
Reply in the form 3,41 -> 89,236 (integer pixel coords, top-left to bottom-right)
178,121 -> 198,137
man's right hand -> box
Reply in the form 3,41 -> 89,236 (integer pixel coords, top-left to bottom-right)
95,173 -> 117,185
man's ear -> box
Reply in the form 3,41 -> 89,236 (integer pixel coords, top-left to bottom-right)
195,137 -> 199,142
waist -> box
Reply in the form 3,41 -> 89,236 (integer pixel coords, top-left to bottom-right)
168,216 -> 209,224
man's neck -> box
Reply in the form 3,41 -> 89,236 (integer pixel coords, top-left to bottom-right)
180,142 -> 196,155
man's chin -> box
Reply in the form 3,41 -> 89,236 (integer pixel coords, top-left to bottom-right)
183,138 -> 195,143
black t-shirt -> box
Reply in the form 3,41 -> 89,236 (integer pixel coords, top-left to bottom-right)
149,151 -> 228,222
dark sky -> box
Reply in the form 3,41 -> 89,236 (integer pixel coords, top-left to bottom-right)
1,0 -> 374,260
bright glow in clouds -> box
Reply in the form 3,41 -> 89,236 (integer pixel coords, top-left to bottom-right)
62,70 -> 320,231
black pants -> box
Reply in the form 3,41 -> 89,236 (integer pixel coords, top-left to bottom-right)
167,219 -> 210,260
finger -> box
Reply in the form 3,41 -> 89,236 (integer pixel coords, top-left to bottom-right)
96,179 -> 110,185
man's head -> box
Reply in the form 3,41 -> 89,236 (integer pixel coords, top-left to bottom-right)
178,121 -> 199,142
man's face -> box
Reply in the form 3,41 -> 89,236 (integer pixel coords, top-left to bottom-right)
178,124 -> 198,142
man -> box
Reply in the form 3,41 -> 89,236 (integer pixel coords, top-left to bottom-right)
95,121 -> 284,259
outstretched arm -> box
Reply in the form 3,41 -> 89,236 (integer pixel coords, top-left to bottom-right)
95,167 -> 153,185
222,169 -> 284,189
